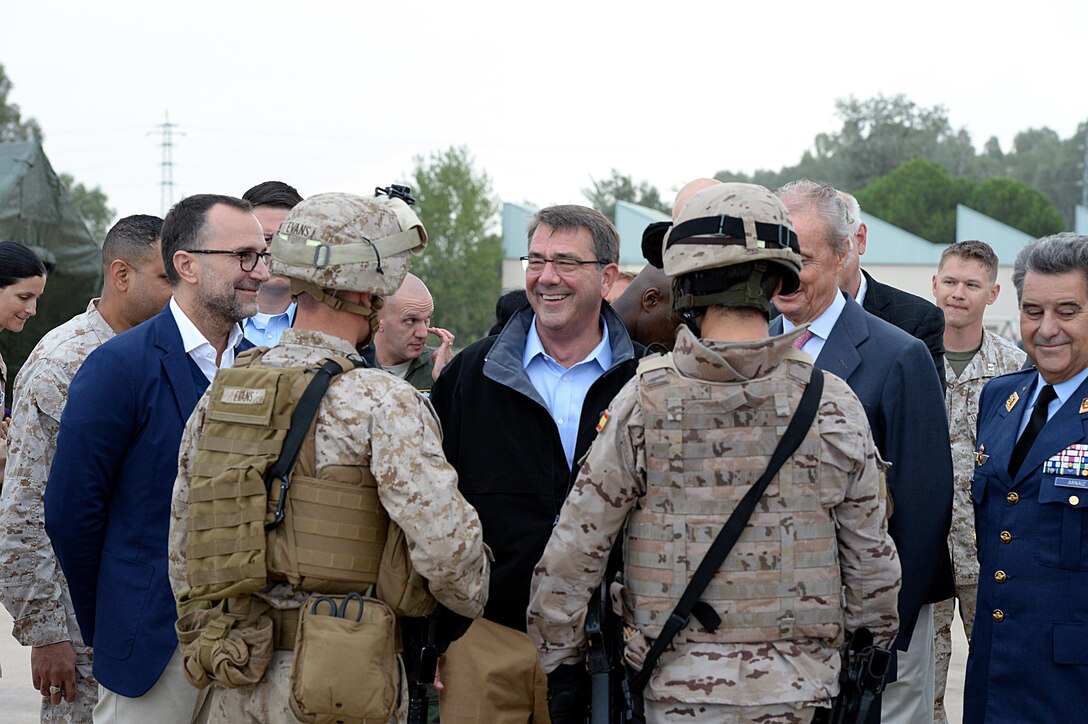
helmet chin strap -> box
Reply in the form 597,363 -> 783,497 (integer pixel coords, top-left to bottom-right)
290,279 -> 385,340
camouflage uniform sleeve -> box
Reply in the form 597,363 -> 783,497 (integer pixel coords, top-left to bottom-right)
821,377 -> 901,648
528,380 -> 644,674
0,364 -> 73,647
368,385 -> 490,619
168,394 -> 210,613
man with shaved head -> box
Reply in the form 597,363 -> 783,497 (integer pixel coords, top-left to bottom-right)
612,264 -> 678,353
672,177 -> 720,219
372,273 -> 455,392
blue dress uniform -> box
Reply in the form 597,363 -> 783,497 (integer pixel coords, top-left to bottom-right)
965,368 -> 1088,722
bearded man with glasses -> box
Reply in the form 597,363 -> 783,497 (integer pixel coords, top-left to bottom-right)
430,205 -> 643,722
46,194 -> 268,724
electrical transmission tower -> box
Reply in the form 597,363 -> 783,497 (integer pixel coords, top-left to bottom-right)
149,111 -> 184,215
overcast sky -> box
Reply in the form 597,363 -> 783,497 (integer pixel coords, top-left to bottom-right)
2,0 -> 1086,225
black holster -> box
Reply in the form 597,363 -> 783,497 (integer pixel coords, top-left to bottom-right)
813,629 -> 892,724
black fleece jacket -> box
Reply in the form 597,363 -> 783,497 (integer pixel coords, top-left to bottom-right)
429,303 -> 642,632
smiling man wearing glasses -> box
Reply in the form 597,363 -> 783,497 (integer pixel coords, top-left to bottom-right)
45,194 -> 268,724
430,205 -> 642,722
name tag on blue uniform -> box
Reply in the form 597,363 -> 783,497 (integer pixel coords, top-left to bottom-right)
1053,476 -> 1088,489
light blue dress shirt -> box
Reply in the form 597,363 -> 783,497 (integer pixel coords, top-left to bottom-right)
1017,367 -> 1088,439
781,290 -> 847,361
523,315 -> 612,469
242,302 -> 297,347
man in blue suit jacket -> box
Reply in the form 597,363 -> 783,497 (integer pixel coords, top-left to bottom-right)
965,233 -> 1088,723
772,181 -> 953,724
45,194 -> 269,722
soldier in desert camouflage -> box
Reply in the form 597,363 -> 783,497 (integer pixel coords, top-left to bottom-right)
0,215 -> 170,723
527,182 -> 901,723
929,240 -> 1025,723
168,191 -> 489,723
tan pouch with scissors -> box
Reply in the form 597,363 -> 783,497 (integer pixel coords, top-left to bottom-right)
290,592 -> 398,724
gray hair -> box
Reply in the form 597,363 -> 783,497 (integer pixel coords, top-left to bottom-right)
1013,232 -> 1088,303
775,180 -> 851,255
838,190 -> 863,236
527,205 -> 619,266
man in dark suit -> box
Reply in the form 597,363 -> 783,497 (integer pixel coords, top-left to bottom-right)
771,180 -> 953,724
45,194 -> 269,723
965,233 -> 1088,723
836,190 -> 946,388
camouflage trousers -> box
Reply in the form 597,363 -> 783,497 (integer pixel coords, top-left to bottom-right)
932,585 -> 976,724
644,699 -> 816,723
40,646 -> 97,724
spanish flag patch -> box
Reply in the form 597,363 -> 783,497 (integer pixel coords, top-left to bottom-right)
596,410 -> 610,432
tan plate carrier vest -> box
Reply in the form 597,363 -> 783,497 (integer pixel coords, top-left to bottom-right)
626,353 -> 843,645
185,348 -> 434,617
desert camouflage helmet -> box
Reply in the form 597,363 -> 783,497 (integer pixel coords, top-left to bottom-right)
269,193 -> 427,314
663,182 -> 802,294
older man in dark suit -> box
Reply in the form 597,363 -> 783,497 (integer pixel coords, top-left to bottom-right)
770,180 -> 953,724
836,190 -> 946,389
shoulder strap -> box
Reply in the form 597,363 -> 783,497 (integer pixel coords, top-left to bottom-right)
629,365 -> 825,694
265,356 -> 364,530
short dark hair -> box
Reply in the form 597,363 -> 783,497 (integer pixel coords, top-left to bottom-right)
242,181 -> 302,209
161,194 -> 252,285
527,205 -> 619,265
940,240 -> 1000,282
1013,232 -> 1088,303
102,214 -> 164,267
0,241 -> 48,287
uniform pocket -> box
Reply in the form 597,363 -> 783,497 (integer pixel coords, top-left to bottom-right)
1035,475 -> 1088,570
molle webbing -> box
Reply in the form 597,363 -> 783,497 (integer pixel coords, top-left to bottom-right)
186,349 -> 381,600
626,358 -> 841,645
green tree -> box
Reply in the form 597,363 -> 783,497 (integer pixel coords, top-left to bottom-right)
965,177 -> 1066,237
0,62 -> 43,142
60,173 -> 115,241
583,169 -> 670,220
855,159 -> 967,243
1003,125 -> 1086,227
410,146 -> 502,344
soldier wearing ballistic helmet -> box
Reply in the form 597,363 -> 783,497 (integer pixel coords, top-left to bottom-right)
528,182 -> 901,723
167,192 -> 490,723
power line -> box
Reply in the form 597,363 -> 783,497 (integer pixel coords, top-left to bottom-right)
148,111 -> 184,215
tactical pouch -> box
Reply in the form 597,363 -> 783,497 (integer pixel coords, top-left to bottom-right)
290,593 -> 399,724
377,519 -> 437,618
176,598 -> 273,689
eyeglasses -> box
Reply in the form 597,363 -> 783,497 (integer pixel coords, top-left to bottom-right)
185,249 -> 271,272
520,256 -> 602,275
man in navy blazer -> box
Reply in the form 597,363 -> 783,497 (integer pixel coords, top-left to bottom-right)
772,181 -> 953,724
965,233 -> 1088,723
45,194 -> 269,722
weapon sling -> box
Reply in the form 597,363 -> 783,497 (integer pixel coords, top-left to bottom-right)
627,366 -> 824,695
265,358 -> 362,531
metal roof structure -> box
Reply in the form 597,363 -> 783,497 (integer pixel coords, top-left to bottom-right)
858,212 -> 942,265
614,201 -> 668,265
955,204 -> 1034,262
1077,205 -> 1088,235
501,202 -> 536,259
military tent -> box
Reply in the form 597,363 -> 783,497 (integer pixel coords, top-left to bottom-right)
0,141 -> 102,401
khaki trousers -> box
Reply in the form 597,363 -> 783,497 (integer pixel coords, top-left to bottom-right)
93,647 -> 205,724
881,603 -> 936,724
439,618 -> 550,724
